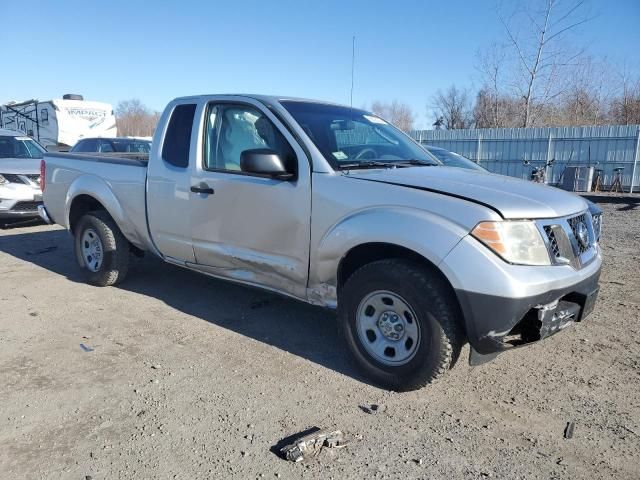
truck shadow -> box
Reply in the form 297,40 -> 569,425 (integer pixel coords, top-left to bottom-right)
0,228 -> 367,385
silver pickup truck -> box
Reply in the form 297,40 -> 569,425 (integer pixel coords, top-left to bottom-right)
40,95 -> 603,390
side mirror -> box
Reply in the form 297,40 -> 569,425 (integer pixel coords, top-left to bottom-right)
240,149 -> 293,180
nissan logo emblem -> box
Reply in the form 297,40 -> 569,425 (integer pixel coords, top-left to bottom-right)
576,222 -> 589,248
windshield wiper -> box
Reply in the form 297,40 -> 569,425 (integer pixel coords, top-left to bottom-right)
396,159 -> 439,166
338,161 -> 400,170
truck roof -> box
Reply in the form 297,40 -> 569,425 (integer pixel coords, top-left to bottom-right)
171,94 -> 347,108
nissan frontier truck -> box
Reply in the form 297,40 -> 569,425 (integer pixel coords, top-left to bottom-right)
39,95 -> 602,390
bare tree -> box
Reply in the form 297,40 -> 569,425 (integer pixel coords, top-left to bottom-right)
474,89 -> 500,128
499,0 -> 593,127
476,44 -> 508,128
370,100 -> 416,131
609,67 -> 640,125
115,99 -> 160,137
431,85 -> 473,129
556,56 -> 611,125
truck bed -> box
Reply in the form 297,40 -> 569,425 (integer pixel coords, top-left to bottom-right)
42,151 -> 151,250
45,151 -> 149,165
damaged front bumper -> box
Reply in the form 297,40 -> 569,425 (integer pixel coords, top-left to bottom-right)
439,233 -> 603,365
456,266 -> 601,365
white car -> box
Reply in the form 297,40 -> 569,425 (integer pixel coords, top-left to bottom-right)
0,129 -> 44,222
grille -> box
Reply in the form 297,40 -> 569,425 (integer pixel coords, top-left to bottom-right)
567,214 -> 591,254
12,201 -> 41,212
1,173 -> 25,184
25,174 -> 41,185
543,226 -> 560,258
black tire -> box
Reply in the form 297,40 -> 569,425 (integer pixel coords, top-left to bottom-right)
338,259 -> 463,391
74,211 -> 129,286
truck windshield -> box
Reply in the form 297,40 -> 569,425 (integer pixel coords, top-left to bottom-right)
280,101 -> 438,169
0,135 -> 46,159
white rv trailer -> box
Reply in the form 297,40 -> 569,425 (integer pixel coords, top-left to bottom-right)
0,94 -> 117,149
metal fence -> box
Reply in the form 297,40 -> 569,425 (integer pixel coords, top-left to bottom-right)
410,125 -> 640,192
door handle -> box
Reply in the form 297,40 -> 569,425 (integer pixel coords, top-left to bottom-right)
190,185 -> 215,195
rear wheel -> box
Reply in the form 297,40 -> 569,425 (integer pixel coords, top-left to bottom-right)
339,259 -> 463,391
74,211 -> 129,286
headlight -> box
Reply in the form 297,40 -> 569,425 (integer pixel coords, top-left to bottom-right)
472,221 -> 551,266
586,200 -> 603,242
591,214 -> 602,242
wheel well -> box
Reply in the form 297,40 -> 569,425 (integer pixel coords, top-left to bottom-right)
337,242 -> 461,318
337,243 -> 467,342
68,195 -> 107,234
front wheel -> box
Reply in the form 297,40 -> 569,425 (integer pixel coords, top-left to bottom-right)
339,259 -> 463,391
74,211 -> 130,286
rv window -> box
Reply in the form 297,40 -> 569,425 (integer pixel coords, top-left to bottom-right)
162,104 -> 196,168
41,109 -> 49,123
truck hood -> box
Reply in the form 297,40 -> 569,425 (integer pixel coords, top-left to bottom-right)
345,167 -> 587,219
0,158 -> 41,175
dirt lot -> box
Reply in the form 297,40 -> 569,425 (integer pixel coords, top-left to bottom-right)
0,195 -> 639,480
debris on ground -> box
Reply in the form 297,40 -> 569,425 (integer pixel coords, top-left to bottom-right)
564,421 -> 575,439
359,403 -> 384,414
278,428 -> 348,462
79,343 -> 94,352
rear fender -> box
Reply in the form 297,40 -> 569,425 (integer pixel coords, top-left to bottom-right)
65,174 -> 143,248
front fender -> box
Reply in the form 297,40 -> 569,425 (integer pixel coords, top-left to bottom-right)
65,174 -> 144,248
308,206 -> 468,307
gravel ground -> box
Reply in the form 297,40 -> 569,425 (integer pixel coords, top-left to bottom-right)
0,194 -> 638,480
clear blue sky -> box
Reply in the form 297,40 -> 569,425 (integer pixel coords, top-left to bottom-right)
1,0 -> 638,128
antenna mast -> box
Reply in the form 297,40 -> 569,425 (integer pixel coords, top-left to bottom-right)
350,36 -> 355,109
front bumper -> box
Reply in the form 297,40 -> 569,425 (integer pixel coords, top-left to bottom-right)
0,185 -> 42,219
456,266 -> 600,358
440,234 -> 602,359
0,200 -> 42,219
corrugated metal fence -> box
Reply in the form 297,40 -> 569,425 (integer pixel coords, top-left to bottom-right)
410,125 -> 640,192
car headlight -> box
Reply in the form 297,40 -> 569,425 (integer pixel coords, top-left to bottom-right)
586,200 -> 603,242
591,214 -> 602,242
472,220 -> 551,266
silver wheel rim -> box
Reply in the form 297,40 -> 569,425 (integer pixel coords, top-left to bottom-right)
356,290 -> 421,366
81,228 -> 104,272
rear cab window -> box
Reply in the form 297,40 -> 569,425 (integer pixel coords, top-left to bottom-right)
162,104 -> 196,168
72,139 -> 98,153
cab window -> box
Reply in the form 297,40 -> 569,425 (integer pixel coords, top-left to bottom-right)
203,103 -> 295,174
98,140 -> 115,153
